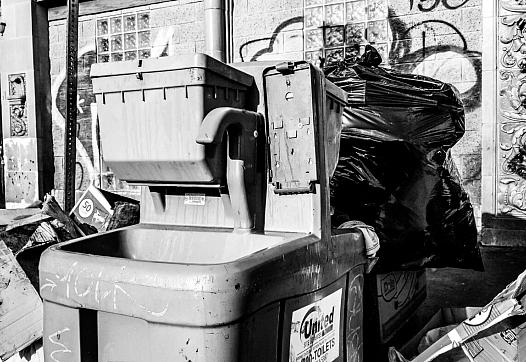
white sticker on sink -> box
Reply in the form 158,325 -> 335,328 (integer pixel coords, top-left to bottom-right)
289,288 -> 342,362
184,193 -> 206,206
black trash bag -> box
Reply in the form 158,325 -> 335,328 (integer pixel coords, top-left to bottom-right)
358,44 -> 383,67
327,62 -> 483,271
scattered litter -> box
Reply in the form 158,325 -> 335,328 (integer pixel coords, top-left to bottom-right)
389,270 -> 526,362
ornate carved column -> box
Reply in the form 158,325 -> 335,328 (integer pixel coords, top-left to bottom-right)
482,0 -> 526,245
0,0 -> 53,208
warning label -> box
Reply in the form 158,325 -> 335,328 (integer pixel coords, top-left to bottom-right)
289,289 -> 342,362
184,193 -> 206,206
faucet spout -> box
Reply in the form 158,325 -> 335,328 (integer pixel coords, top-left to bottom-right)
196,107 -> 262,231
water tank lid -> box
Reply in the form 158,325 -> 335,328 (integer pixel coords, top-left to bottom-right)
90,53 -> 254,87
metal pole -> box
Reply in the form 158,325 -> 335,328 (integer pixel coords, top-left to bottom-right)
64,0 -> 79,212
225,0 -> 233,63
204,0 -> 226,62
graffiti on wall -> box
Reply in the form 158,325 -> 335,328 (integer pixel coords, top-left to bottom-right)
235,0 -> 482,218
238,17 -> 303,62
409,0 -> 471,12
388,9 -> 481,110
52,45 -> 98,191
240,0 -> 481,110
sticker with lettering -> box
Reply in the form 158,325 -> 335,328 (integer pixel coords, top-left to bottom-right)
184,193 -> 206,206
289,289 -> 342,362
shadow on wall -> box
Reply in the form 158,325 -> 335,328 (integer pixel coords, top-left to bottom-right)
56,50 -> 97,191
238,16 -> 304,62
388,8 -> 482,112
52,47 -> 98,194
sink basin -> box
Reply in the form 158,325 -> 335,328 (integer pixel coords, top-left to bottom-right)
60,224 -> 302,264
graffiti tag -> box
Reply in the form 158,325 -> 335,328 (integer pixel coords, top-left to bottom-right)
410,0 -> 471,12
48,328 -> 72,362
347,274 -> 363,362
41,263 -> 169,318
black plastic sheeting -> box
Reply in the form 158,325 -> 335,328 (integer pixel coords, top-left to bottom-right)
327,58 -> 483,271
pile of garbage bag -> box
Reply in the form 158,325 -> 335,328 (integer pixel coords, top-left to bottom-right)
326,46 -> 483,271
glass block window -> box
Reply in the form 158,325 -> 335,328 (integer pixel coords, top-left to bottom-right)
96,12 -> 151,63
304,0 -> 389,66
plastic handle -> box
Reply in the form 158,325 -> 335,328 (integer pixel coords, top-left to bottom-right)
227,157 -> 252,230
196,107 -> 260,145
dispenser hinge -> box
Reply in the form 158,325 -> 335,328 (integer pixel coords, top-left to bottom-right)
275,61 -> 295,74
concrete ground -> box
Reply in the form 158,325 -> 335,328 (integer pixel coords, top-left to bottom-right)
424,246 -> 526,309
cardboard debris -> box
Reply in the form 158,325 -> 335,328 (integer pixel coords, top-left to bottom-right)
4,214 -> 50,232
15,222 -> 59,291
395,307 -> 526,362
5,338 -> 43,362
375,270 -> 427,343
42,194 -> 84,238
25,222 -> 59,247
0,239 -> 42,361
0,209 -> 41,227
0,189 -> 139,360
389,270 -> 526,362
71,184 -> 139,232
364,269 -> 427,361
106,201 -> 140,230
416,324 -> 469,362
518,325 -> 526,360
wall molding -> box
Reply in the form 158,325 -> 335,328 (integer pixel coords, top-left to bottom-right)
481,0 -> 526,245
44,0 -> 200,22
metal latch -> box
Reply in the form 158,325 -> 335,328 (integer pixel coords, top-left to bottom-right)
275,61 -> 295,74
